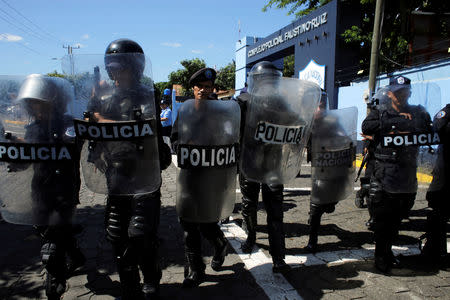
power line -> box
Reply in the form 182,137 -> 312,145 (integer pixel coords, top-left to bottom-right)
0,33 -> 42,55
0,7 -> 53,44
1,0 -> 62,44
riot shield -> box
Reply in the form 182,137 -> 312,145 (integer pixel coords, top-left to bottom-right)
240,76 -> 321,185
311,107 -> 358,204
176,99 -> 240,223
67,54 -> 161,195
0,75 -> 79,225
375,82 -> 441,193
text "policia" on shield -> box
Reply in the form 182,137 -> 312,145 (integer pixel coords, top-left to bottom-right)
254,122 -> 305,144
0,142 -> 76,162
178,144 -> 238,169
73,119 -> 155,141
382,132 -> 440,147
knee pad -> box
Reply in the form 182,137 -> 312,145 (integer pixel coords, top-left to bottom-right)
128,193 -> 160,239
105,196 -> 129,243
41,243 -> 57,266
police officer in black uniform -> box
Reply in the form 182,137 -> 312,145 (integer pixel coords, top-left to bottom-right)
88,39 -> 171,299
236,61 -> 289,273
422,104 -> 450,265
362,76 -> 433,273
171,68 -> 229,288
14,75 -> 85,300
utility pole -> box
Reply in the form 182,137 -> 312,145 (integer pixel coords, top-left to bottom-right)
367,0 -> 384,112
63,45 -> 80,75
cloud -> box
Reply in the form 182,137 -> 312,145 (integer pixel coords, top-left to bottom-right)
0,33 -> 23,42
208,44 -> 214,48
191,50 -> 202,54
161,42 -> 182,48
81,34 -> 90,40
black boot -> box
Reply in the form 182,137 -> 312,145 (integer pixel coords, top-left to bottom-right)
272,257 -> 290,273
183,251 -> 206,288
45,272 -> 66,300
211,236 -> 228,271
118,265 -> 143,300
241,214 -> 257,253
304,207 -> 321,253
139,242 -> 161,300
66,244 -> 86,275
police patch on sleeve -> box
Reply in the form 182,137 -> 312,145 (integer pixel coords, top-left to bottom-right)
436,110 -> 446,119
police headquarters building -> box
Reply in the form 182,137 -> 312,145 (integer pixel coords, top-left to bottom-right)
235,0 -> 360,109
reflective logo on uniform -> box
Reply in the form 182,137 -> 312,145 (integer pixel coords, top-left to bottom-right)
0,142 -> 75,162
178,144 -> 238,169
74,119 -> 155,141
254,121 -> 305,144
436,110 -> 446,119
312,148 -> 354,167
382,132 -> 440,147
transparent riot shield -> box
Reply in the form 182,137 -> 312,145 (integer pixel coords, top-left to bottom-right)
375,82 -> 441,193
66,54 -> 161,195
176,99 -> 240,223
311,107 -> 358,204
0,75 -> 78,225
240,77 -> 321,185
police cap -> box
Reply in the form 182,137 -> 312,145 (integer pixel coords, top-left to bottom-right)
189,68 -> 216,87
388,75 -> 411,92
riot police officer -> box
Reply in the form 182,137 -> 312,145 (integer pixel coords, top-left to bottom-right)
236,61 -> 289,273
0,75 -> 85,300
86,39 -> 171,299
305,93 -> 357,253
171,68 -> 234,288
422,104 -> 450,265
362,76 -> 433,273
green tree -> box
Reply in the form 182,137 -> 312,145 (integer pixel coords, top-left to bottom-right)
46,71 -> 66,78
154,81 -> 172,98
283,55 -> 295,77
168,58 -> 206,96
215,61 -> 236,91
263,0 -> 450,75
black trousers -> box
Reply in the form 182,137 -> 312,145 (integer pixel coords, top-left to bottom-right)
105,190 -> 162,292
239,173 -> 285,259
368,190 -> 416,258
179,219 -> 224,253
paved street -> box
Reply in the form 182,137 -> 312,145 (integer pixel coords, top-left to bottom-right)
0,158 -> 449,300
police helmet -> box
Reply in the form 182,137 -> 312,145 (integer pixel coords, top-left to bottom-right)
104,38 -> 145,81
248,61 -> 282,77
17,74 -> 74,115
247,61 -> 282,92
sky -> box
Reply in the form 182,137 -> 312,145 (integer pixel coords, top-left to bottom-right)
0,0 -> 296,82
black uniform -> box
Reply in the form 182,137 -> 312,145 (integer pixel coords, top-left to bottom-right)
88,39 -> 170,299
362,89 -> 432,272
236,92 -> 286,266
423,104 -> 450,263
170,68 -> 229,288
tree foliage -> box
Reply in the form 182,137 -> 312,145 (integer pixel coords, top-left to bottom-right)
283,55 -> 295,77
263,0 -> 450,75
168,58 -> 206,96
215,61 -> 236,91
46,71 -> 66,78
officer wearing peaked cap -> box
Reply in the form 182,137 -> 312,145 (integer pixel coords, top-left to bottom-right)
362,75 -> 434,273
171,67 -> 237,288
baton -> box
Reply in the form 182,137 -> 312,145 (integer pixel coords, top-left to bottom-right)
355,152 -> 369,182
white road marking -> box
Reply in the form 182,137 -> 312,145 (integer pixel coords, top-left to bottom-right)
222,218 -> 450,300
221,217 -> 303,300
